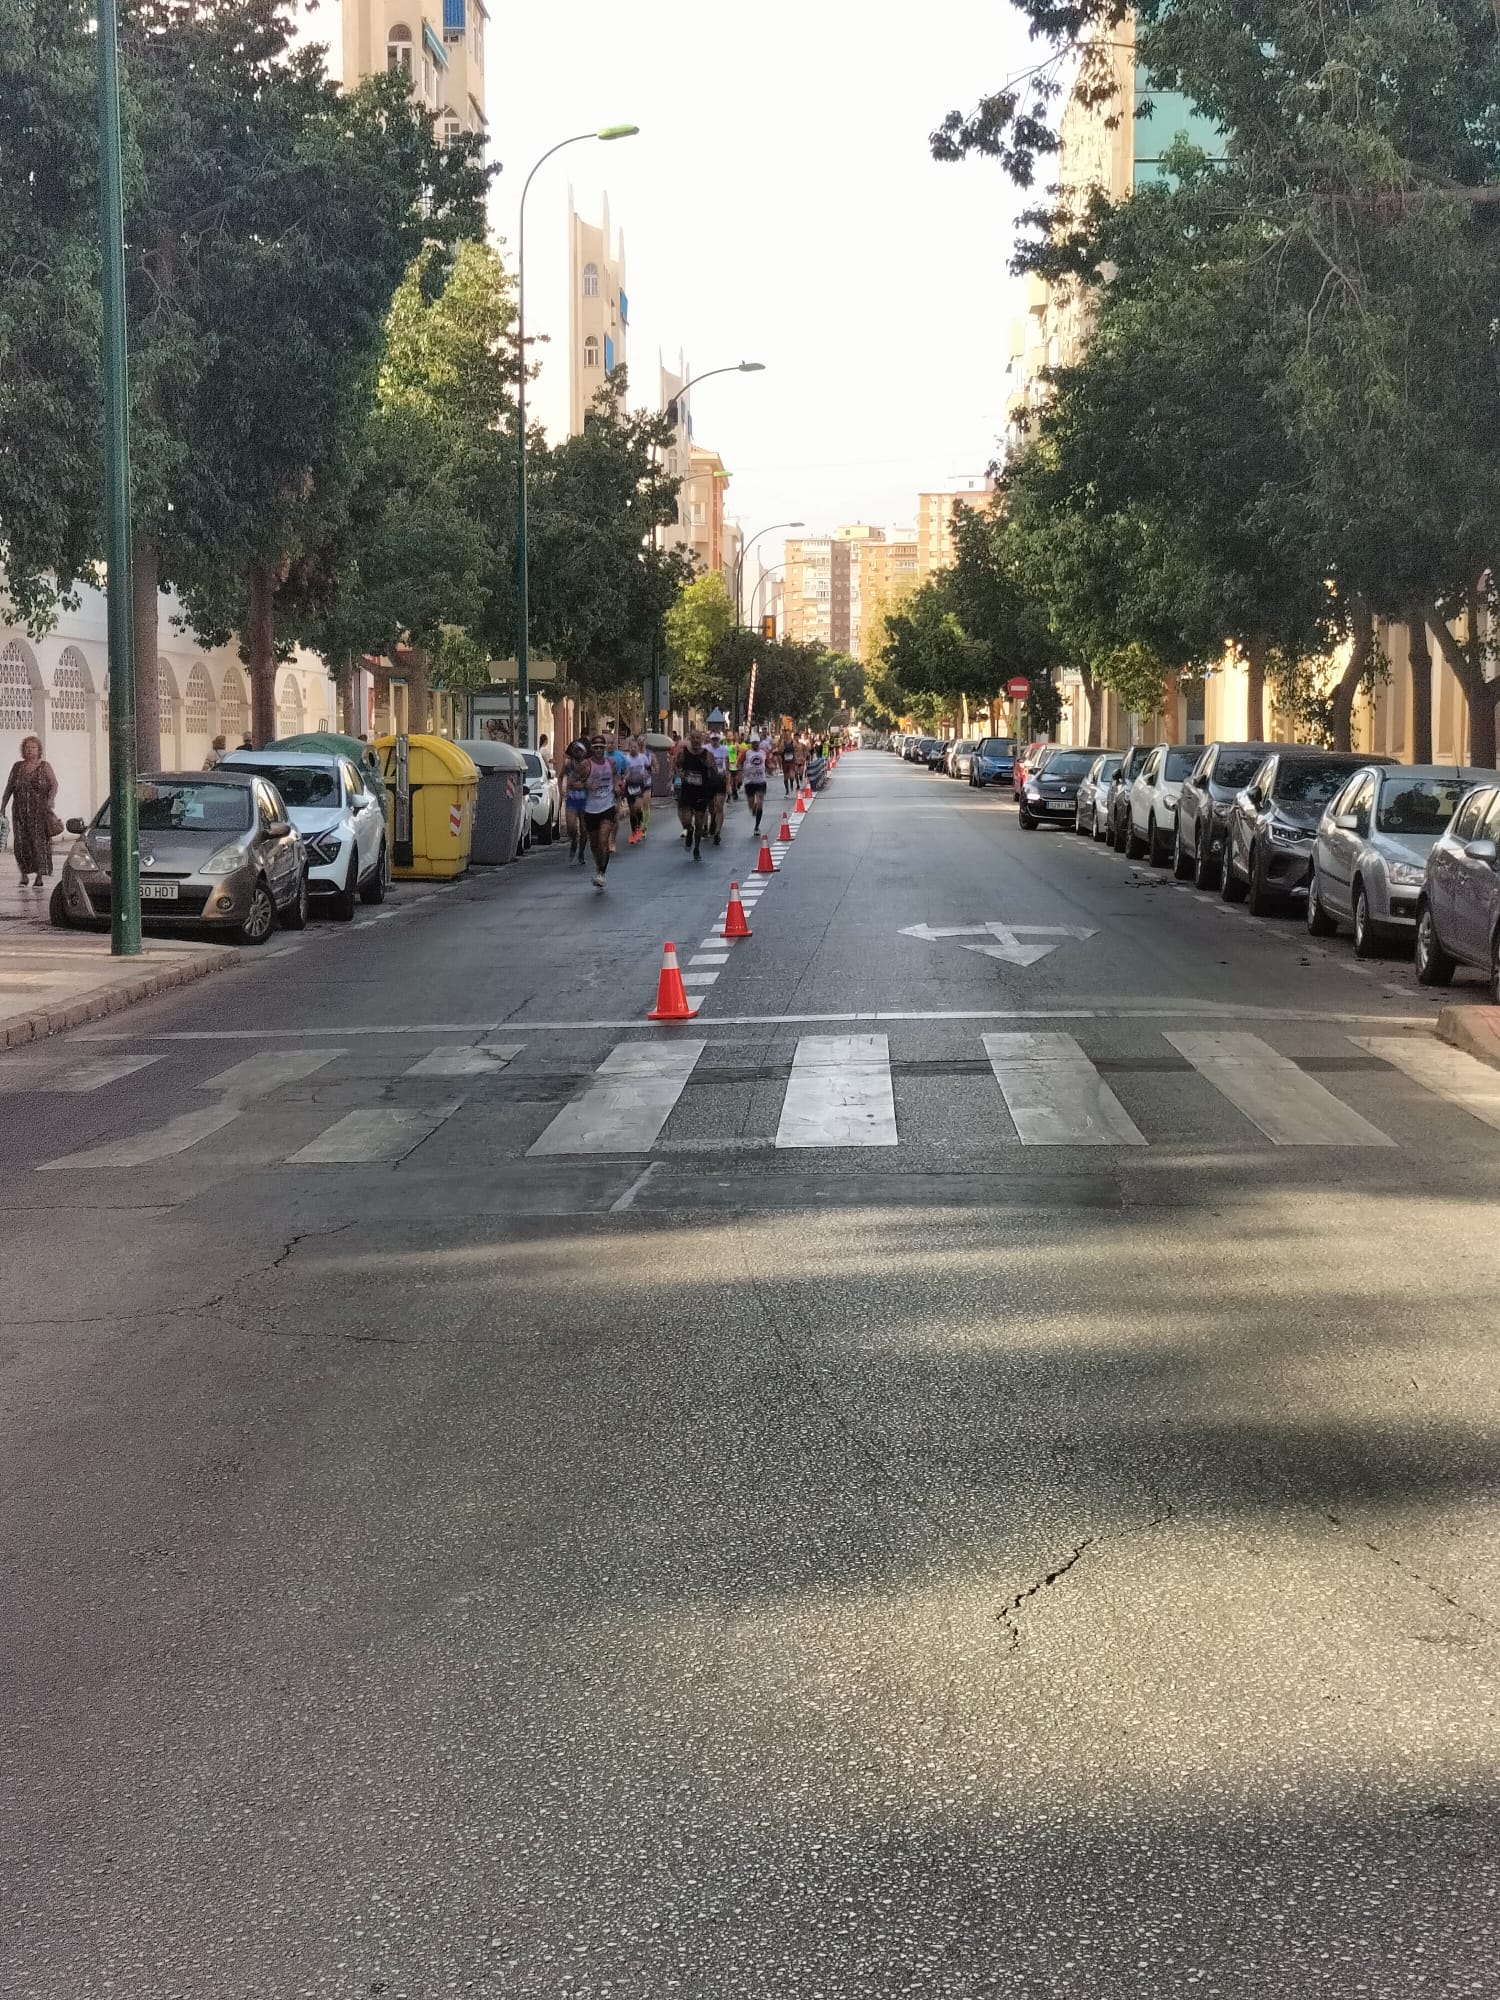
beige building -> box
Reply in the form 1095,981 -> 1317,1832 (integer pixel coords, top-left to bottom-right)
340,0 -> 489,145
568,192 -> 627,435
855,535 -> 920,663
785,538 -> 854,652
918,481 -> 997,578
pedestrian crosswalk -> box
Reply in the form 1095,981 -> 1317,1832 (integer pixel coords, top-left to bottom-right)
19,1024 -> 1500,1171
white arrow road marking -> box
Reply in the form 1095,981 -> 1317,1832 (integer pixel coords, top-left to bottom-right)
899,921 -> 1097,967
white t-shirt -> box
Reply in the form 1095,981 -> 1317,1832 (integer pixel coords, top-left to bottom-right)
708,741 -> 729,775
741,746 -> 767,784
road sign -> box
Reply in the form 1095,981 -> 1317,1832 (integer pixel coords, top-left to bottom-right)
899,920 -> 1096,968
1007,677 -> 1031,701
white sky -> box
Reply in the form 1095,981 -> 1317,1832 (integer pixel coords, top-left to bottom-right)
489,0 -> 1036,576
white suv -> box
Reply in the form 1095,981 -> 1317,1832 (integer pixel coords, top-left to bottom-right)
222,750 -> 387,918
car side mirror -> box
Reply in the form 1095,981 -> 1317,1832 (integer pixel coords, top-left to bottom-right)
1464,837 -> 1499,865
66,816 -> 85,834
266,819 -> 292,839
1333,812 -> 1359,832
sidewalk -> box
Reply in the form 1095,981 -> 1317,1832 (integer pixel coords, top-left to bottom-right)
1438,1001 -> 1500,1072
0,875 -> 234,1049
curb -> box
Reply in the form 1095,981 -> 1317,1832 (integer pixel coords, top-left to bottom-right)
1436,1003 -> 1500,1073
0,945 -> 237,1050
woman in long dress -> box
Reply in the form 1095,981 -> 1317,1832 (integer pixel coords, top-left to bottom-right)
2,735 -> 60,887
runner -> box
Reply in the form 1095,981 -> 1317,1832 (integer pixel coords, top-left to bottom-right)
779,726 -> 797,796
624,736 -> 653,844
581,733 -> 622,888
676,727 -> 714,860
563,738 -> 590,865
607,733 -> 630,854
794,730 -> 811,788
706,728 -> 730,846
726,734 -> 742,802
741,733 -> 769,834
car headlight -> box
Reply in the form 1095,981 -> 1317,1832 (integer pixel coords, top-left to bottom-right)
204,842 -> 252,874
69,839 -> 102,873
1269,820 -> 1309,846
305,831 -> 344,867
1388,860 -> 1426,887
1025,784 -> 1043,800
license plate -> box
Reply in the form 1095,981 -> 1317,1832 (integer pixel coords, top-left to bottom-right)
140,881 -> 178,902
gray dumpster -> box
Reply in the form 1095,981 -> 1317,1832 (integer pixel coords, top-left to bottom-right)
457,739 -> 529,865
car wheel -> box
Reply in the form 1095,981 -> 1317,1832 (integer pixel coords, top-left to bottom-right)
1220,843 -> 1248,903
1148,817 -> 1172,868
237,879 -> 276,945
1074,803 -> 1088,835
1194,828 -> 1220,892
1104,810 -> 1118,850
49,883 -> 72,929
358,841 -> 387,904
278,869 -> 309,931
1245,845 -> 1277,916
1172,828 -> 1194,879
1018,807 -> 1036,831
1125,818 -> 1147,860
1092,805 -> 1106,843
1305,867 -> 1337,937
1414,901 -> 1455,986
331,851 -> 357,922
1351,883 -> 1382,959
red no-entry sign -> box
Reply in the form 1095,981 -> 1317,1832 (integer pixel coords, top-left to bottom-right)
1007,677 -> 1031,701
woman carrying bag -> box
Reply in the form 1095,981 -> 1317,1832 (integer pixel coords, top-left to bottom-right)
2,735 -> 61,888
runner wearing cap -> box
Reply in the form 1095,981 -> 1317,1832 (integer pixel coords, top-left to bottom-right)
581,733 -> 622,888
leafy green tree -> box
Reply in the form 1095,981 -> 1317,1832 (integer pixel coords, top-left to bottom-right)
665,572 -> 736,710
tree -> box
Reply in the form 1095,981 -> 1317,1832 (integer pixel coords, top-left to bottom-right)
665,573 -> 736,710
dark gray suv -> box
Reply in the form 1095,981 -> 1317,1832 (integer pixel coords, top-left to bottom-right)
1221,750 -> 1392,916
1174,742 -> 1282,890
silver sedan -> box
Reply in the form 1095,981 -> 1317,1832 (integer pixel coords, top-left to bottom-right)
1074,752 -> 1122,839
1307,764 -> 1492,956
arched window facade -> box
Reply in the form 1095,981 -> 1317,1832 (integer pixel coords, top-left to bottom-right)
583,335 -> 600,368
185,663 -> 212,737
387,23 -> 413,71
52,648 -> 91,731
278,672 -> 304,738
582,262 -> 599,298
219,669 -> 247,743
0,641 -> 38,735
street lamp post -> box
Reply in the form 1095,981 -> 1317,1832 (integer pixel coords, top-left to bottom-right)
516,122 -> 638,750
734,521 -> 804,627
97,0 -> 141,955
748,561 -> 786,628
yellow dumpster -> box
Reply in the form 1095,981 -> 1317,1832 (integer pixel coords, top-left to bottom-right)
374,734 -> 478,880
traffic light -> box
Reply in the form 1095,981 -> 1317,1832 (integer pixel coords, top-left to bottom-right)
762,614 -> 776,640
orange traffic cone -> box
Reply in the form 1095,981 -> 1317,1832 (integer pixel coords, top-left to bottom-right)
647,941 -> 695,1021
778,811 -> 793,841
722,883 -> 752,939
754,835 -> 778,874
795,790 -> 808,814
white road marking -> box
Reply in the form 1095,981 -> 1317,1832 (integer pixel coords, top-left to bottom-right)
41,1104 -> 243,1171
776,1034 -> 898,1148
689,954 -> 730,967
1167,1031 -> 1395,1146
405,1043 -> 521,1077
609,1160 -> 662,1212
1351,1035 -> 1500,1133
982,1031 -> 1145,1146
528,1040 -> 706,1156
51,1053 -> 165,1093
201,1050 -> 343,1099
288,1105 -> 459,1164
681,971 -> 720,987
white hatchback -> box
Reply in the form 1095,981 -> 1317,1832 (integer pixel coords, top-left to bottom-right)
222,751 -> 387,918
1126,744 -> 1200,866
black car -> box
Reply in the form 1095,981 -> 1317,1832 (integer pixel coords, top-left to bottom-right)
922,738 -> 948,769
1103,746 -> 1152,849
1173,742 -> 1282,889
1018,746 -> 1105,830
1221,749 -> 1395,915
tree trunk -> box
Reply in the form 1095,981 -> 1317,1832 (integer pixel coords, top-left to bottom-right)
1329,594 -> 1374,752
1083,670 -> 1103,745
1406,611 -> 1433,764
336,655 -> 358,737
246,561 -> 278,747
405,647 -> 430,737
1425,600 -> 1499,768
131,529 -> 160,771
1244,637 -> 1266,740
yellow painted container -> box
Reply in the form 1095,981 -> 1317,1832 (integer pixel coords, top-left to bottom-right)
374,734 -> 478,880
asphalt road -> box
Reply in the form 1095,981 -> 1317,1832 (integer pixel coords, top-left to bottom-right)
4,752 -> 1499,1998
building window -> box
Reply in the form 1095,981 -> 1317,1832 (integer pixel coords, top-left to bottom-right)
582,262 -> 599,298
442,114 -> 462,146
0,641 -> 37,734
387,23 -> 413,72
185,663 -> 212,737
583,335 -> 600,368
278,673 -> 303,738
52,649 -> 90,731
158,665 -> 175,730
219,669 -> 247,743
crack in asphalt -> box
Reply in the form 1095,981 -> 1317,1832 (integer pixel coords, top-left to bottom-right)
1324,1509 -> 1500,1637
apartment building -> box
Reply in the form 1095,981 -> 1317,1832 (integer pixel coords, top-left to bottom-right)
917,481 -> 997,578
855,534 -> 920,663
569,192 -> 627,434
341,0 -> 489,144
784,538 -> 854,652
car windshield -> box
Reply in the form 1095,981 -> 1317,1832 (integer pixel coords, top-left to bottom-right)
1043,750 -> 1096,778
1274,760 -> 1360,805
1214,753 -> 1263,789
244,764 -> 339,808
1164,749 -> 1198,780
1377,776 -> 1476,836
522,753 -> 544,778
977,739 -> 1014,756
97,782 -> 253,834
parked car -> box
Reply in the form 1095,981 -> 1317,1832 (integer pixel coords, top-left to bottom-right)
222,748 -> 386,918
1124,744 -> 1199,864
1018,746 -> 1103,830
1074,752 -> 1123,838
1013,738 -> 1051,797
1103,746 -> 1152,848
54,770 -> 307,944
919,737 -> 948,769
1412,782 -> 1500,998
1306,764 -> 1491,957
520,750 -> 561,844
1173,742 -> 1280,888
969,736 -> 1017,788
947,739 -> 978,778
1221,749 -> 1392,915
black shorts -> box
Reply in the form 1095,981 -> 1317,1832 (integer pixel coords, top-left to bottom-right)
678,790 -> 708,815
583,808 -> 616,831
744,782 -> 766,800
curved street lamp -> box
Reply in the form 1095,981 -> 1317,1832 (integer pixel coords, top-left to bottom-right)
735,521 -> 804,625
515,123 -> 639,747
665,361 -> 765,427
